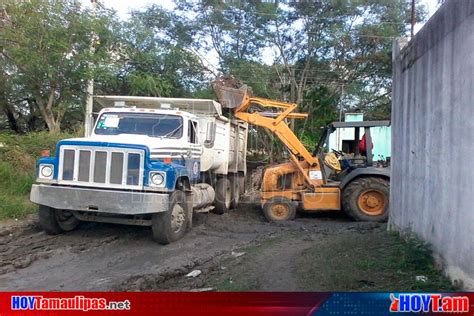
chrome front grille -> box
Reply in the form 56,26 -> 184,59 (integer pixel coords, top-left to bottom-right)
58,146 -> 145,189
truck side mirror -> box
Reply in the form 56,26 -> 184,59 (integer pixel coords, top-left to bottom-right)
205,122 -> 216,147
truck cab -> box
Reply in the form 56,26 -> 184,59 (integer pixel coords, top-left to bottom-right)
30,96 -> 247,244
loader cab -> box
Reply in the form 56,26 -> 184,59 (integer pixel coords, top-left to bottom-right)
314,120 -> 391,179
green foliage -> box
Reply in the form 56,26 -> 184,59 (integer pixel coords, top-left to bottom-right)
0,162 -> 36,219
1,0 -> 428,136
0,132 -> 76,219
95,7 -> 208,98
1,0 -> 117,133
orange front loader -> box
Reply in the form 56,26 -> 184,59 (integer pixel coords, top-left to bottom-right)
213,80 -> 390,222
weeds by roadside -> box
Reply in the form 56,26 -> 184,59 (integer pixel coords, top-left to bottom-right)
0,132 -> 76,219
296,231 -> 457,292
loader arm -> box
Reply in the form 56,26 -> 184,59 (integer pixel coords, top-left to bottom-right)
234,94 -> 318,167
213,81 -> 323,188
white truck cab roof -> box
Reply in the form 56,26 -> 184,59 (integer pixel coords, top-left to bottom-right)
94,95 -> 224,118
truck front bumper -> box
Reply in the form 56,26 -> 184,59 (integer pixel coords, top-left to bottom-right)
30,184 -> 169,215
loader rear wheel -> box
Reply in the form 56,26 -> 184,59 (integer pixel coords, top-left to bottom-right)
263,197 -> 296,222
342,177 -> 389,222
214,177 -> 232,214
152,190 -> 189,245
39,206 -> 79,235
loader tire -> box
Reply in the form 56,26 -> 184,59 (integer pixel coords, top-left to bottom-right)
342,177 -> 390,222
39,206 -> 79,234
152,190 -> 189,245
263,197 -> 296,222
214,177 -> 232,214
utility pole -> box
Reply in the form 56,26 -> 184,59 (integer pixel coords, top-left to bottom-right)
410,0 -> 416,39
84,0 -> 98,137
336,84 -> 344,150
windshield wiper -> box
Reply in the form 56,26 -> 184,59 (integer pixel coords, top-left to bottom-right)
162,125 -> 183,138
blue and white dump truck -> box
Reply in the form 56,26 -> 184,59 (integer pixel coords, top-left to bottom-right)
30,96 -> 248,244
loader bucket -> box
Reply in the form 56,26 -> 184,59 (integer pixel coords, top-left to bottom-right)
212,77 -> 251,109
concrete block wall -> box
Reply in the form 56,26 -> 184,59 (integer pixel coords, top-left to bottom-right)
390,0 -> 474,289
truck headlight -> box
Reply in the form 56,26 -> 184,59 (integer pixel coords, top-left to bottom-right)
149,172 -> 165,186
39,164 -> 54,179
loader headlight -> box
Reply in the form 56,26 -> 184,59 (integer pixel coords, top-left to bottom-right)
39,164 -> 54,179
149,172 -> 165,186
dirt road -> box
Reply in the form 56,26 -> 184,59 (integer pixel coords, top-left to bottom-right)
0,197 -> 453,291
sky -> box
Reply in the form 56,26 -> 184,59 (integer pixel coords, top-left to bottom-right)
82,0 -> 441,25
80,0 -> 441,68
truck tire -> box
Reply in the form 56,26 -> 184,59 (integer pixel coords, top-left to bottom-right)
262,196 -> 296,222
230,174 -> 243,209
55,210 -> 80,231
342,177 -> 390,222
239,175 -> 245,195
152,190 -> 189,244
214,177 -> 232,214
39,206 -> 79,234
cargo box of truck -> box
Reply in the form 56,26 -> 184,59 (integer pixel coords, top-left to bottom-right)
30,96 -> 248,244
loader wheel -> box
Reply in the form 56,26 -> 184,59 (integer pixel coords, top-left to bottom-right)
152,190 -> 189,245
342,177 -> 389,222
214,177 -> 232,214
39,206 -> 79,235
263,197 -> 296,222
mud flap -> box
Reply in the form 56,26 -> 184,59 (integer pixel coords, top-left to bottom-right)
186,192 -> 193,229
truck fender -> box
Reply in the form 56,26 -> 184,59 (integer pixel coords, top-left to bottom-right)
172,176 -> 193,229
175,176 -> 192,192
339,167 -> 391,189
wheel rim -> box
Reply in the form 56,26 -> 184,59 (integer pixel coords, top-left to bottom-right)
357,189 -> 387,216
55,210 -> 76,225
270,203 -> 290,220
171,204 -> 186,233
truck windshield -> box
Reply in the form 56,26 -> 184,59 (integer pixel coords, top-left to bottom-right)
94,112 -> 183,138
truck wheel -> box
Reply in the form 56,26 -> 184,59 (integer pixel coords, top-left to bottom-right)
39,206 -> 79,234
152,190 -> 189,244
230,175 -> 242,209
39,205 -> 63,235
342,177 -> 390,222
55,210 -> 80,231
239,175 -> 245,195
262,197 -> 296,222
214,177 -> 232,214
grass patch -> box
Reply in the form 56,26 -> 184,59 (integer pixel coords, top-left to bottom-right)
0,131 -> 76,219
296,231 -> 457,291
214,277 -> 259,291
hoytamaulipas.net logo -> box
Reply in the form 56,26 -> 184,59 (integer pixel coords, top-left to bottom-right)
390,293 -> 469,313
11,295 -> 131,311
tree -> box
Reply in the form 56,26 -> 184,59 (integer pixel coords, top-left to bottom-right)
95,5 -> 209,98
1,0 -> 115,133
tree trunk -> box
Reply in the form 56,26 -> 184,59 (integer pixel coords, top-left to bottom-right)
34,89 -> 61,134
42,111 -> 60,134
0,98 -> 20,133
3,105 -> 20,133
